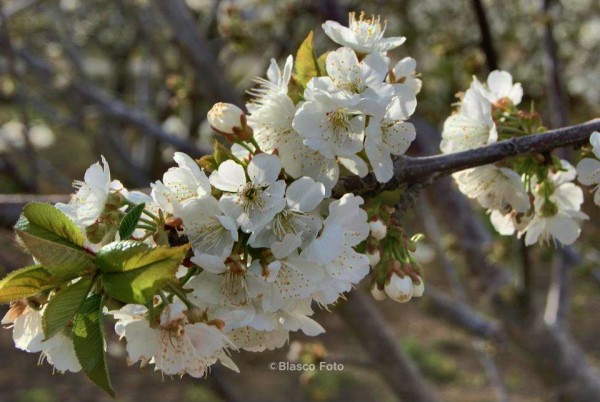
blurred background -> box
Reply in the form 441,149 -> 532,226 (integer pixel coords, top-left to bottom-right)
0,0 -> 599,401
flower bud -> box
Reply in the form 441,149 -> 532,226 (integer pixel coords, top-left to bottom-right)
384,273 -> 413,303
369,218 -> 387,240
412,277 -> 425,297
207,102 -> 244,135
367,247 -> 381,267
370,284 -> 386,301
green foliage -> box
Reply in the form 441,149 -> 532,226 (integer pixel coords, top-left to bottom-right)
401,338 -> 458,383
118,202 -> 146,240
0,265 -> 54,303
72,295 -> 114,397
15,203 -> 93,278
42,278 -> 93,339
295,31 -> 322,89
96,240 -> 189,304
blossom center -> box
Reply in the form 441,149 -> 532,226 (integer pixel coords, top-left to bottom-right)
239,183 -> 266,212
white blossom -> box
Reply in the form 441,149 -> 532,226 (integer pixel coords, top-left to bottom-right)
173,196 -> 239,264
522,161 -> 589,246
577,131 -> 600,206
391,57 -> 422,97
2,302 -> 81,373
293,88 -> 365,161
322,12 -> 406,54
365,96 -> 417,182
440,87 -> 497,154
111,301 -> 237,377
56,156 -> 117,227
151,152 -> 211,213
473,70 -> 523,106
247,55 -> 293,111
454,165 -> 530,212
209,153 -> 286,233
302,194 -> 370,304
249,176 -> 325,258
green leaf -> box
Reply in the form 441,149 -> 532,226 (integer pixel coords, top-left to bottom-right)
0,265 -> 55,303
295,31 -> 322,88
96,241 -> 189,304
15,204 -> 94,278
43,278 -> 93,339
72,295 -> 114,397
317,51 -> 329,75
118,203 -> 146,240
23,202 -> 86,246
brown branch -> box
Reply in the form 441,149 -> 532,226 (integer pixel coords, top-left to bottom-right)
337,290 -> 442,402
423,287 -> 505,341
334,119 -> 600,198
471,0 -> 498,71
541,0 -> 569,128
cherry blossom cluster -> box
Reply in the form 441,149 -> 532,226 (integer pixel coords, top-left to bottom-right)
1,12 -> 426,388
441,72 -> 597,246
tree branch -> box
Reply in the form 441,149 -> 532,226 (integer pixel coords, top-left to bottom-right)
334,119 -> 600,197
337,290 -> 442,402
471,0 -> 498,71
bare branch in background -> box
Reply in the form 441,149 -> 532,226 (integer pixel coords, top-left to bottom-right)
152,0 -> 240,105
337,291 -> 442,402
423,287 -> 505,341
470,0 -> 498,71
540,0 -> 569,128
15,49 -> 209,156
414,123 -> 600,400
416,198 -> 508,401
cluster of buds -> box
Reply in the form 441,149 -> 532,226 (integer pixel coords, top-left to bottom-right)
371,261 -> 424,303
363,202 -> 426,303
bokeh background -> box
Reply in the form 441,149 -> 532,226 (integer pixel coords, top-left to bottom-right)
0,0 -> 599,401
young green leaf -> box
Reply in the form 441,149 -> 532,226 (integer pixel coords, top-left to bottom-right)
22,202 -> 86,246
317,51 -> 329,76
42,278 -> 93,339
118,203 -> 146,240
15,204 -> 94,278
0,265 -> 54,303
72,295 -> 114,397
96,241 -> 190,304
295,31 -> 322,88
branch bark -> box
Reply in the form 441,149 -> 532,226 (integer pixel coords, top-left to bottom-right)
333,119 -> 600,198
471,0 -> 498,71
